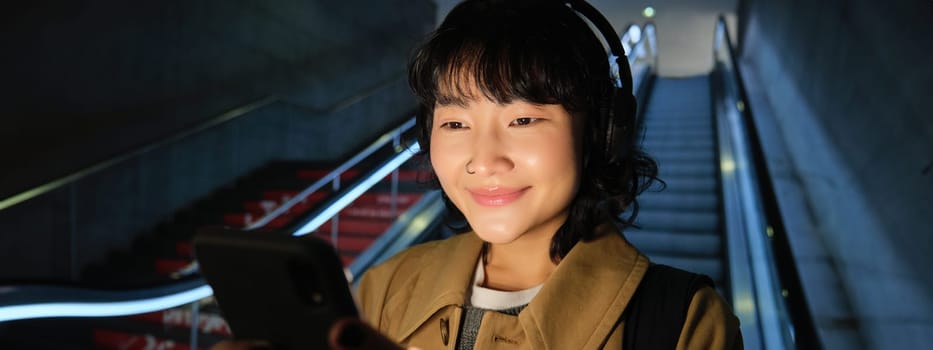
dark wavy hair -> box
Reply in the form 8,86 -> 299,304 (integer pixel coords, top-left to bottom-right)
409,0 -> 660,262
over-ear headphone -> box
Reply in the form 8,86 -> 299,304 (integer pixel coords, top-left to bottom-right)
563,0 -> 636,164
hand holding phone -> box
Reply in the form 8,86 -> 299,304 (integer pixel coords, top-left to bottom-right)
194,227 -> 358,349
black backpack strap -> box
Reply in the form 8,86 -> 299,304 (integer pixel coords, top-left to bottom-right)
622,264 -> 714,350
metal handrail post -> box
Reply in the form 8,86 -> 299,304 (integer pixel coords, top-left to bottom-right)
331,177 -> 341,249
390,134 -> 401,217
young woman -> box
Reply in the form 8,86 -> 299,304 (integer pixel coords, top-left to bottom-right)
346,0 -> 743,349
219,0 -> 741,349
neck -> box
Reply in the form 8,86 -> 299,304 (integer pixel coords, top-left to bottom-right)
482,228 -> 559,291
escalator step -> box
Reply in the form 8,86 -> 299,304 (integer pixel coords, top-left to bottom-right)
643,117 -> 711,126
646,176 -> 717,194
624,230 -> 721,258
643,118 -> 712,128
328,236 -> 376,252
637,191 -> 718,212
342,205 -> 414,220
318,218 -> 393,236
93,329 -> 201,350
295,169 -> 362,181
633,210 -> 719,232
646,131 -> 713,141
261,190 -> 330,204
650,151 -> 715,164
348,193 -> 423,207
643,140 -> 715,153
657,162 -> 716,177
129,308 -> 231,337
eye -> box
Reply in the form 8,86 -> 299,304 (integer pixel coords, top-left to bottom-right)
509,117 -> 538,126
439,121 -> 466,129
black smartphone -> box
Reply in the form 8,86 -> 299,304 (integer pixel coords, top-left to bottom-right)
194,227 -> 358,349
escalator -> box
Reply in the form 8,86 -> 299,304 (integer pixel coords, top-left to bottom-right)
626,76 -> 728,291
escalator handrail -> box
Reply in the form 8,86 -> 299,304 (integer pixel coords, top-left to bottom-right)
286,138 -> 421,236
0,74 -> 405,212
713,15 -> 821,349
622,22 -> 658,89
0,278 -> 210,322
246,118 -> 416,230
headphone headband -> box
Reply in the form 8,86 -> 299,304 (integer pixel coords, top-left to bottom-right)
563,0 -> 633,92
562,0 -> 636,164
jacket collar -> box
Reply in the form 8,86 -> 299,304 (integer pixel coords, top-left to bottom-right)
396,224 -> 649,348
519,223 -> 649,349
398,232 -> 484,339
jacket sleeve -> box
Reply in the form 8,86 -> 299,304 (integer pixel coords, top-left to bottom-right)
676,286 -> 744,350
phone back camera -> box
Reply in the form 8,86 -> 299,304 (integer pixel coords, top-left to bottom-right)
288,258 -> 326,307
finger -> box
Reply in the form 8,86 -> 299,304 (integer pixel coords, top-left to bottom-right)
328,317 -> 404,350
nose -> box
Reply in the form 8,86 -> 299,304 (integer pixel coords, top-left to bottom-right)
469,129 -> 514,176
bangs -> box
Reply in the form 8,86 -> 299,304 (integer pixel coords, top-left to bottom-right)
428,39 -> 571,108
409,2 -> 609,113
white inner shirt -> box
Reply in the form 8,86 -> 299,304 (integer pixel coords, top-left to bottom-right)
468,259 -> 543,310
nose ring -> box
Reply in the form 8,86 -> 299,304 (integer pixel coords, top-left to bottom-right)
465,161 -> 476,174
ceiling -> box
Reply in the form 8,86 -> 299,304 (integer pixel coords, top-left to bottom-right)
432,0 -> 738,77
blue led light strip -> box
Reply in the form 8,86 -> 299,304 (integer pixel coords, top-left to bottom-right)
0,285 -> 213,322
293,141 -> 421,236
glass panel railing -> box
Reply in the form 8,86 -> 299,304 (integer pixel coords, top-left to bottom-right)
712,15 -> 820,350
347,189 -> 448,283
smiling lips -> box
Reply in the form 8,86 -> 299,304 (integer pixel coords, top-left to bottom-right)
468,186 -> 530,206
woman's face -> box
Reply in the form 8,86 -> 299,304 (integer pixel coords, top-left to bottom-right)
430,96 -> 581,245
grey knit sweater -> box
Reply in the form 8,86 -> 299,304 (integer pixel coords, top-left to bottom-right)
456,304 -> 527,350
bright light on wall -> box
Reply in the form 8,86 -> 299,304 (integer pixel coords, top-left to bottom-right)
642,6 -> 656,19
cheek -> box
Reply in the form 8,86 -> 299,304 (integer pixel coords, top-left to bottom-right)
429,134 -> 459,187
521,133 -> 579,179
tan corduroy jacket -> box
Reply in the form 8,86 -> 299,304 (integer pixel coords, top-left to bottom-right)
357,224 -> 743,349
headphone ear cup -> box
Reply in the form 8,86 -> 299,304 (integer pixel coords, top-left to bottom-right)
603,87 -> 634,163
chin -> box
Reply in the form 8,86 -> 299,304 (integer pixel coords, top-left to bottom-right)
471,224 -> 521,244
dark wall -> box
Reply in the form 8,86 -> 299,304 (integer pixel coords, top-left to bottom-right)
738,0 -> 933,346
0,0 -> 434,281
1,0 -> 434,199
